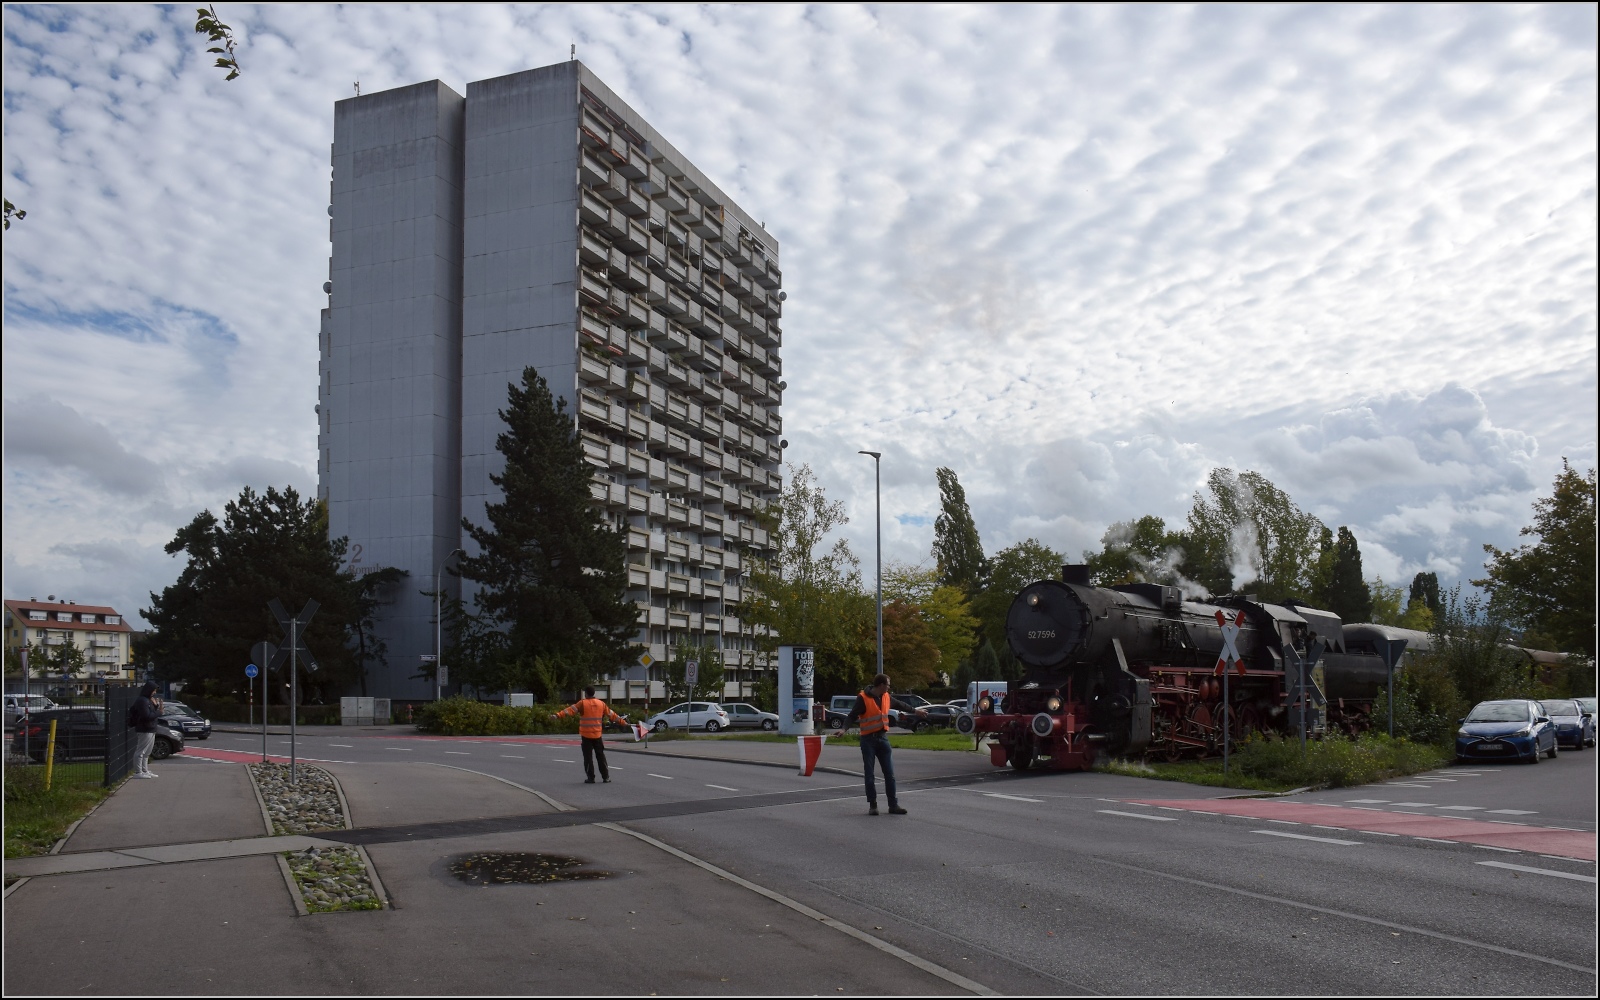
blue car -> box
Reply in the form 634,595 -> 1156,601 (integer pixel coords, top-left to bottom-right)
1539,698 -> 1595,750
1456,700 -> 1557,764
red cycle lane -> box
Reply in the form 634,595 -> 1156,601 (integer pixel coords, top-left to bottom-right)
1129,798 -> 1597,860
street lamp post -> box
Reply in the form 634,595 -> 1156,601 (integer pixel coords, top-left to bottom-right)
858,451 -> 883,677
435,547 -> 464,702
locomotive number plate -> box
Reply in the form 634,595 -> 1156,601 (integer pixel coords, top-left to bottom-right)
1028,630 -> 1056,639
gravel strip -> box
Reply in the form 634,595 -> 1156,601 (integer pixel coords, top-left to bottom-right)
248,761 -> 347,835
284,846 -> 381,912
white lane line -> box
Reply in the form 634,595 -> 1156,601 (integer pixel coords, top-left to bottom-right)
983,792 -> 1044,803
1098,809 -> 1177,822
500,755 -> 524,759
1540,856 -> 1593,864
444,751 -> 470,755
385,747 -> 413,751
1349,806 -> 1387,812
1413,837 -> 1456,844
329,744 -> 353,748
1358,831 -> 1400,837
1418,776 -> 1457,781
1346,799 -> 1389,804
1253,830 -> 1363,846
1391,802 -> 1436,807
1312,825 -> 1348,831
1488,821 -> 1529,826
1487,809 -> 1537,815
1438,805 -> 1485,811
1156,806 -> 1186,812
1266,819 -> 1301,825
610,766 -> 624,770
647,773 -> 674,780
1474,845 -> 1519,853
706,784 -> 740,792
551,759 -> 575,763
1383,782 -> 1432,787
1478,861 -> 1597,883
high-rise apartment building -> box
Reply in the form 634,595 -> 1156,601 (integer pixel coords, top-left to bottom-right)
319,62 -> 784,701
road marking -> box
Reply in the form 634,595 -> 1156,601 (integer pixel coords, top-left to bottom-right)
552,759 -> 575,763
1357,831 -> 1400,837
1383,782 -> 1432,787
983,792 -> 1043,803
385,748 -> 412,752
1417,776 -> 1456,781
1346,799 -> 1388,803
1478,861 -> 1597,883
1098,809 -> 1177,822
501,755 -> 524,759
329,744 -> 353,748
1349,806 -> 1387,812
1488,820 -> 1529,826
597,823 -> 1001,995
1474,845 -> 1519,853
706,784 -> 739,792
1266,819 -> 1301,825
1156,806 -> 1186,812
1438,805 -> 1485,811
1312,825 -> 1347,831
1487,809 -> 1537,815
1391,802 -> 1435,807
1091,856 -> 1595,974
648,773 -> 674,780
445,751 -> 470,755
1253,830 -> 1362,846
1413,837 -> 1456,844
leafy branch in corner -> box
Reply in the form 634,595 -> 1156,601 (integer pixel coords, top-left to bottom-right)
3,199 -> 24,230
195,5 -> 242,80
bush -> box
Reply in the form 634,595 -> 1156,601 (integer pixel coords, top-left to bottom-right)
1233,731 -> 1450,789
416,697 -> 646,736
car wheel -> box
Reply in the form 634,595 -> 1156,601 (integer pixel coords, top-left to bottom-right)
829,717 -> 844,731
151,738 -> 175,760
652,721 -> 668,733
1527,745 -> 1540,764
761,719 -> 776,731
705,721 -> 722,733
1546,740 -> 1558,759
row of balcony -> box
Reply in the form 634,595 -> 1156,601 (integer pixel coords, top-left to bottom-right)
591,479 -> 773,537
624,531 -> 747,572
579,302 -> 781,415
576,380 -> 782,467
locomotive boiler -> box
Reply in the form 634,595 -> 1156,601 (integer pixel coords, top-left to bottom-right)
955,565 -> 1405,771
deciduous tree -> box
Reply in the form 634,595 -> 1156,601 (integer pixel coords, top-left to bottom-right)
1182,468 -> 1323,602
932,467 -> 987,594
969,539 -> 1063,648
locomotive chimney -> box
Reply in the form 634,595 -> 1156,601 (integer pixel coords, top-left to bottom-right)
1060,564 -> 1091,586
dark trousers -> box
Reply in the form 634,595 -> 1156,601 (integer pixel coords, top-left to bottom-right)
581,736 -> 609,781
859,732 -> 897,806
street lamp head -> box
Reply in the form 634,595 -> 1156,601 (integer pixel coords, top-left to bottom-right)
858,450 -> 881,460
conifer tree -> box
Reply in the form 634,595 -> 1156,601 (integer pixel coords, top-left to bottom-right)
1323,526 -> 1373,623
457,366 -> 636,691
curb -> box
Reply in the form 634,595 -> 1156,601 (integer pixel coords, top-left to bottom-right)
1217,785 -> 1319,799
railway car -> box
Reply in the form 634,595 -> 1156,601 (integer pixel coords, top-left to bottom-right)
956,565 -> 1405,771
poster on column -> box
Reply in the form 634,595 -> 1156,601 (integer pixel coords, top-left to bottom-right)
777,645 -> 815,736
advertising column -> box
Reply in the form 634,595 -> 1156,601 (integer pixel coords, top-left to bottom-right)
776,645 -> 815,736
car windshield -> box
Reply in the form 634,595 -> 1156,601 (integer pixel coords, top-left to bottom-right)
1465,703 -> 1532,723
163,702 -> 196,716
1577,698 -> 1597,714
1539,700 -> 1578,717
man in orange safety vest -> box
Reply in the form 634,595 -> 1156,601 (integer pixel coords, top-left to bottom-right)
554,686 -> 627,783
845,673 -> 907,816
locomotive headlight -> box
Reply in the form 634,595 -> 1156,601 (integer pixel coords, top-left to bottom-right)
1046,696 -> 1062,713
1027,593 -> 1041,608
978,696 -> 993,713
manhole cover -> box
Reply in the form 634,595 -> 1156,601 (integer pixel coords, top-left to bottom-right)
447,852 -> 612,885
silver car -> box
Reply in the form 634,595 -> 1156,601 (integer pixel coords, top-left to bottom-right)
719,703 -> 779,731
645,702 -> 732,733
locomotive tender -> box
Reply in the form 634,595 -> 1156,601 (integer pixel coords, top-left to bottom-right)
955,565 -> 1406,771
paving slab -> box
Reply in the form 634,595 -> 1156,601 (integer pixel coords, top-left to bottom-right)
61,755 -> 266,853
4,835 -> 345,878
323,760 -> 562,827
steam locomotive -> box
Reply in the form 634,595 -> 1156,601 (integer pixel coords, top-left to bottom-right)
955,565 -> 1410,771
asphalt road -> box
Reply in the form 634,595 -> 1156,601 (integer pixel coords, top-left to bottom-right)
183,728 -> 1596,994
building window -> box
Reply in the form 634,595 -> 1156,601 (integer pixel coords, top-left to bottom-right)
55,612 -> 72,622
80,614 -> 97,624
105,615 -> 121,625
28,610 -> 45,621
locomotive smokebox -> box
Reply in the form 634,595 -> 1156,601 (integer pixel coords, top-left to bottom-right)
1007,580 -> 1089,669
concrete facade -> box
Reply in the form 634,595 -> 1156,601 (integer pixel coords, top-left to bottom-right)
321,63 -> 783,701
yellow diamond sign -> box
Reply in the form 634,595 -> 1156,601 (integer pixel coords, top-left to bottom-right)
637,652 -> 656,669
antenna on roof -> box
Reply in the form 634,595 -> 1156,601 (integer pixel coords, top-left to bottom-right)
354,81 -> 360,96
570,42 -> 576,61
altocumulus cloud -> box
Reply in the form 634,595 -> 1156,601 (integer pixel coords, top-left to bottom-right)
2,4 -> 1594,626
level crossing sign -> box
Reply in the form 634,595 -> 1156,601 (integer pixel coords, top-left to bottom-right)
1214,609 -> 1247,676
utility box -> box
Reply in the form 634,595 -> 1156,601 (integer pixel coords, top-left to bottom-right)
504,693 -> 536,708
341,697 -> 374,725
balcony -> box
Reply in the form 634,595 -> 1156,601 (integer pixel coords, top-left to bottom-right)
628,487 -> 649,513
628,527 -> 650,549
580,190 -> 612,225
578,270 -> 610,306
578,353 -> 610,383
579,230 -> 610,265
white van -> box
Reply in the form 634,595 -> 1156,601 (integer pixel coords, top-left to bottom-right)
4,694 -> 56,727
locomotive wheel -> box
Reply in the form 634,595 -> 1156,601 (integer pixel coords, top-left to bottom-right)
1009,750 -> 1034,772
1234,704 -> 1262,742
1160,740 -> 1185,763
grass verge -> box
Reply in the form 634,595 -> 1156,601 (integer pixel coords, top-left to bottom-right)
4,760 -> 112,860
1097,733 -> 1453,793
704,730 -> 982,751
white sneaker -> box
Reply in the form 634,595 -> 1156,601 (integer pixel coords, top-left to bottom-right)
134,772 -> 156,778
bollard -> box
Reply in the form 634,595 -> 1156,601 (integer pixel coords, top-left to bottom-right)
44,719 -> 59,791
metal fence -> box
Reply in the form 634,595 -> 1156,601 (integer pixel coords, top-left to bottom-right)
105,682 -> 138,785
5,683 -> 139,787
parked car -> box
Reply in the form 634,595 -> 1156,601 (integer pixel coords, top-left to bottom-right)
946,699 -> 969,712
1455,700 -> 1558,764
1538,699 -> 1594,751
10,708 -> 184,762
1575,698 -> 1598,744
825,694 -> 913,731
4,694 -> 56,728
719,703 -> 779,731
644,702 -> 732,733
919,704 -> 963,728
158,701 -> 213,741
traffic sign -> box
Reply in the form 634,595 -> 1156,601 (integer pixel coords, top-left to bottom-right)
245,663 -> 259,679
638,652 -> 656,669
1214,609 -> 1247,676
251,641 -> 278,672
685,659 -> 699,690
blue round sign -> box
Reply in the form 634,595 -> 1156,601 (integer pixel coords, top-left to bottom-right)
245,663 -> 259,678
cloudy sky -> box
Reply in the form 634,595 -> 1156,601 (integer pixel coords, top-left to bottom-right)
3,3 -> 1595,627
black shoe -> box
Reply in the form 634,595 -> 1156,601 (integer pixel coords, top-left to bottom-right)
584,778 -> 595,784
868,804 -> 879,815
888,805 -> 908,815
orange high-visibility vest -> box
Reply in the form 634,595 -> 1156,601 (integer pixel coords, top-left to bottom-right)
858,691 -> 890,735
558,698 -> 621,738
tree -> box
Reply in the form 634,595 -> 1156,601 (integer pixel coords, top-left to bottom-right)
1182,468 -> 1323,602
1431,585 -> 1525,707
969,539 -> 1063,648
456,366 -> 637,689
882,600 -> 939,690
882,563 -> 978,680
665,637 -> 726,703
742,464 -> 875,696
932,467 -> 986,594
195,5 -> 243,80
142,486 -> 370,701
1313,526 -> 1373,622
1477,460 -> 1597,659
1083,515 -> 1185,587
1408,572 -> 1441,619
1368,577 -> 1433,630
